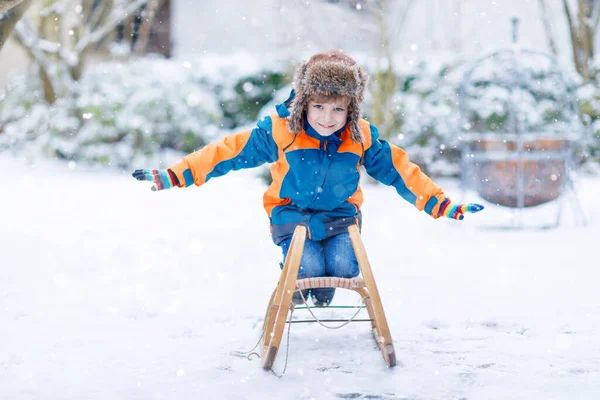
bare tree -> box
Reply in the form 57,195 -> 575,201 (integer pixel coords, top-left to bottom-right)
370,0 -> 414,139
133,0 -> 164,56
538,0 -> 559,57
10,0 -> 151,104
0,0 -> 31,52
563,0 -> 600,84
0,0 -> 25,14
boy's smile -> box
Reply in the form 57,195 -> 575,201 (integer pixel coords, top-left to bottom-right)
306,99 -> 349,136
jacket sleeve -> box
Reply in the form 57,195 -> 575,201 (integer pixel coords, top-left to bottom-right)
168,116 -> 279,187
362,123 -> 447,218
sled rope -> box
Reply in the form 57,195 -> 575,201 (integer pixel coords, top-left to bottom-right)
270,305 -> 294,378
229,304 -> 295,378
229,322 -> 267,361
296,289 -> 365,330
230,277 -> 367,376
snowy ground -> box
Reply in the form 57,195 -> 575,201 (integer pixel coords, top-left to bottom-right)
1,153 -> 599,400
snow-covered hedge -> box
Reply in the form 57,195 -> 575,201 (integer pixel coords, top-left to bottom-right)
1,51 -> 598,172
1,58 -> 223,167
384,52 -> 592,175
380,57 -> 468,176
459,51 -> 580,135
0,56 -> 289,168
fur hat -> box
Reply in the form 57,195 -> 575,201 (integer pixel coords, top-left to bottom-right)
287,50 -> 369,143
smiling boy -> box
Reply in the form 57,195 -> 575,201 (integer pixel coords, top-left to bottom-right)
132,49 -> 483,306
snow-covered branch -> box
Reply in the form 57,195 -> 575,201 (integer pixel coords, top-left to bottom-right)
562,0 -> 597,84
0,0 -> 31,52
13,18 -> 56,77
75,0 -> 148,53
14,14 -> 78,68
39,0 -> 68,17
538,0 -> 559,56
0,0 -> 25,15
133,0 -> 163,56
13,17 -> 61,103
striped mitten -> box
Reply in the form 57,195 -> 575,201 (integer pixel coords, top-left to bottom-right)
132,169 -> 179,191
439,199 -> 484,220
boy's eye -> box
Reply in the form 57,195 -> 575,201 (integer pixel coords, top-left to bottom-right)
335,107 -> 345,112
313,105 -> 323,109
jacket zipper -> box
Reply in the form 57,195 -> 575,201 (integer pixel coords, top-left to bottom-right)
309,139 -> 331,206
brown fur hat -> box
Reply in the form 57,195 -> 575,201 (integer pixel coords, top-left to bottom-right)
287,50 -> 369,143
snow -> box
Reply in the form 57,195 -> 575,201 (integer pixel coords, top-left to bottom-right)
1,153 -> 599,399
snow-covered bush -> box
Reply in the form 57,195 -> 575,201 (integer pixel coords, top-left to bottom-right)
2,50 -> 596,174
1,57 -> 223,167
377,57 -> 466,176
217,71 -> 289,129
379,51 -> 587,176
459,50 -> 579,135
576,83 -> 600,165
189,55 -> 292,129
0,74 -> 50,149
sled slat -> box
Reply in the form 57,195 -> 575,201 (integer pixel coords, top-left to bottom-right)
296,277 -> 366,291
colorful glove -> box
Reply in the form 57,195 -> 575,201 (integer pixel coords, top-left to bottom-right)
438,199 -> 484,220
132,169 -> 179,191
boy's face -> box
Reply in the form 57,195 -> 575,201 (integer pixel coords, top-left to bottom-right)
306,97 -> 349,137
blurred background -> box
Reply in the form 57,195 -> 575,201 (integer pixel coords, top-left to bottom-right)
2,4 -> 600,396
1,0 -> 599,213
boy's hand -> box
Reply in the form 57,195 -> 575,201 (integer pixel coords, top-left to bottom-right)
439,199 -> 484,220
132,169 -> 179,191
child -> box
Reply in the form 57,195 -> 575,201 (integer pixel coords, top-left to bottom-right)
132,49 -> 483,307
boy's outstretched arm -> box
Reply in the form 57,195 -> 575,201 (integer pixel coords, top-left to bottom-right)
131,117 -> 279,190
363,123 -> 483,220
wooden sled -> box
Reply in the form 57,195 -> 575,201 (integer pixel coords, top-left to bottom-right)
261,224 -> 396,370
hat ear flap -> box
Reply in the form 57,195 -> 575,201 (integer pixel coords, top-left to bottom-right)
348,98 -> 364,143
355,67 -> 369,103
287,96 -> 306,134
287,62 -> 309,134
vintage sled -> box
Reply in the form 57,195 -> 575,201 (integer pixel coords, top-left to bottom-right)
261,224 -> 396,371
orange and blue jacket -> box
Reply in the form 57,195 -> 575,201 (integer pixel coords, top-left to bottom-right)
169,92 -> 447,244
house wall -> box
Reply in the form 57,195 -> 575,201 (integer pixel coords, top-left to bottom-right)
0,0 -> 581,93
0,35 -> 29,91
171,0 -> 573,67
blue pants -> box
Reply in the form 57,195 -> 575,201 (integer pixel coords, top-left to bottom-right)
279,232 -> 360,304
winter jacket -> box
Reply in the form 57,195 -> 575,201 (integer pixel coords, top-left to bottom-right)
168,93 -> 447,244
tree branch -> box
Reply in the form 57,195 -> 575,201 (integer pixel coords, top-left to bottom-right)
88,0 -> 113,32
13,17 -> 58,103
0,0 -> 25,15
563,0 -> 583,76
0,0 -> 31,52
133,0 -> 163,56
591,0 -> 600,29
577,0 -> 591,82
538,0 -> 559,56
75,0 -> 147,53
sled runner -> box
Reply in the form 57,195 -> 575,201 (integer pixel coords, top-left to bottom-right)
261,224 -> 396,371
